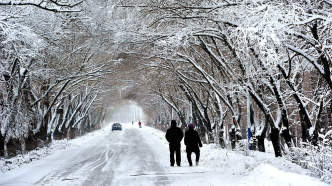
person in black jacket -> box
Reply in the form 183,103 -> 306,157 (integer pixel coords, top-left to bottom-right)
184,123 -> 203,166
165,120 -> 184,166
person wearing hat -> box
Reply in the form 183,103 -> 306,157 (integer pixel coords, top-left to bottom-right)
165,120 -> 184,166
184,123 -> 203,166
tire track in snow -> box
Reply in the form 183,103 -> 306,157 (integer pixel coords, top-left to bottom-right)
90,147 -> 116,172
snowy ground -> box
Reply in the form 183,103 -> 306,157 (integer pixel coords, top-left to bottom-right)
0,122 -> 329,186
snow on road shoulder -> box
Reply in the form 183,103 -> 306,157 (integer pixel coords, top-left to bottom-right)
0,123 -> 113,173
241,164 -> 327,186
201,144 -> 305,174
143,124 -> 303,173
143,124 -> 329,186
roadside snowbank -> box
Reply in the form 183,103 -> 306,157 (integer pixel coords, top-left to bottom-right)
0,140 -> 70,173
0,125 -> 112,173
145,124 -> 327,185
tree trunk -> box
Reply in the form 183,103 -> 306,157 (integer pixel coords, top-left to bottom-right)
68,126 -> 77,139
19,134 -> 26,155
280,127 -> 293,150
54,124 -> 64,140
6,137 -> 21,157
0,133 -> 5,157
3,138 -> 8,158
0,131 -> 6,156
270,128 -> 282,157
219,129 -> 226,148
256,119 -> 268,152
229,127 -> 236,149
25,131 -> 38,151
300,112 -> 309,143
36,120 -> 51,146
256,135 -> 265,152
179,114 -> 186,129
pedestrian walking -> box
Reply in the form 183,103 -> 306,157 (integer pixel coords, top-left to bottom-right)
184,123 -> 202,166
165,120 -> 183,166
138,121 -> 142,128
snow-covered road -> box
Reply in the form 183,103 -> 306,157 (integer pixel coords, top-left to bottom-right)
0,122 -> 329,186
35,124 -> 173,186
1,123 -> 170,185
0,123 -> 210,186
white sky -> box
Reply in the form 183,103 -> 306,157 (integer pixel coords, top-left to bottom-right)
110,102 -> 144,123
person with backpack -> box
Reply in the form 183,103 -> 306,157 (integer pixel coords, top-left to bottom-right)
138,121 -> 142,128
184,123 -> 203,166
165,120 -> 184,166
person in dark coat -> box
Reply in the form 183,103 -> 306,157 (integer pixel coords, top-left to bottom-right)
165,120 -> 184,166
184,123 -> 203,166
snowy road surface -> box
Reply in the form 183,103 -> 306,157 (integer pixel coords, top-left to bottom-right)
0,122 -> 329,186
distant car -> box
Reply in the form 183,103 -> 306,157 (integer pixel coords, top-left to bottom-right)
112,123 -> 122,131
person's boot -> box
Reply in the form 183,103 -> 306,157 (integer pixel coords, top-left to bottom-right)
177,163 -> 181,167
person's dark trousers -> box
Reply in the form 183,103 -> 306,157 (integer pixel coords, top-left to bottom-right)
169,143 -> 181,166
186,150 -> 200,165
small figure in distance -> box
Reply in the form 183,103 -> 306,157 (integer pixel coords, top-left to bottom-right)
184,123 -> 203,166
138,121 -> 142,128
165,120 -> 184,167
132,121 -> 133,125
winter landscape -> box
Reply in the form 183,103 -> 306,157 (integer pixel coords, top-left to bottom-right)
1,0 -> 332,185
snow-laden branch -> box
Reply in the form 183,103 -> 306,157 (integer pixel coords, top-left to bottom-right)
0,0 -> 83,12
246,83 -> 277,129
65,84 -> 100,128
176,52 -> 238,123
197,35 -> 235,77
291,15 -> 331,25
115,1 -> 273,10
285,44 -> 325,75
72,90 -> 100,128
43,80 -> 70,118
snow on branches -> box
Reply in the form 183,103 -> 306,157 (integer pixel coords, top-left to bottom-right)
0,0 -> 83,12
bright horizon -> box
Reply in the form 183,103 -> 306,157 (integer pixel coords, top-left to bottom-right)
109,103 -> 144,123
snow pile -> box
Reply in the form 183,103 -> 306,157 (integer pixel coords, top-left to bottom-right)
146,125 -> 328,184
287,142 -> 332,184
0,125 -> 112,173
0,139 -> 70,173
201,144 -> 305,174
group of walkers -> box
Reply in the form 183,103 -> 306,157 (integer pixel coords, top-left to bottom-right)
134,119 -> 202,167
165,120 -> 202,167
